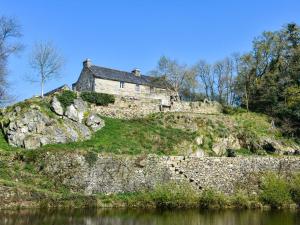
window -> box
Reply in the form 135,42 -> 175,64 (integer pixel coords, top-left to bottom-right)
120,81 -> 125,88
135,84 -> 140,92
150,86 -> 155,93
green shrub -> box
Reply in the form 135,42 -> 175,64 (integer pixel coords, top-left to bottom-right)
57,90 -> 77,109
199,189 -> 228,208
231,190 -> 252,208
290,173 -> 300,205
259,173 -> 292,208
80,92 -> 115,106
223,106 -> 247,115
150,182 -> 199,208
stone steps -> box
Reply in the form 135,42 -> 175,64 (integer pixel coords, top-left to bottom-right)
167,157 -> 203,190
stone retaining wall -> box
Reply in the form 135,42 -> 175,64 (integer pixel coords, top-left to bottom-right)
43,153 -> 300,195
92,97 -> 222,119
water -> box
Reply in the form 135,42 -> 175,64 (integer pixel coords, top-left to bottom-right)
0,208 -> 299,225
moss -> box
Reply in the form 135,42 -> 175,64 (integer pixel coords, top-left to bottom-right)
84,151 -> 98,167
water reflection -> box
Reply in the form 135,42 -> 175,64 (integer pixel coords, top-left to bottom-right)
0,208 -> 299,225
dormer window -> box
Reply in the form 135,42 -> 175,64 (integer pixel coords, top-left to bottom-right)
120,81 -> 125,88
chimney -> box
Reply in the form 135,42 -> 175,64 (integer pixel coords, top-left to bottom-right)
83,58 -> 92,68
132,68 -> 141,77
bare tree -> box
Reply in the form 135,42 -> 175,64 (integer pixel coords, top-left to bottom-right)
213,60 -> 227,103
0,16 -> 23,105
29,41 -> 64,97
193,60 -> 211,99
150,56 -> 196,100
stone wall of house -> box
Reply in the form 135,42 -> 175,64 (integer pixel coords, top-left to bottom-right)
42,153 -> 300,195
92,96 -> 222,119
73,67 -> 94,92
94,78 -> 170,104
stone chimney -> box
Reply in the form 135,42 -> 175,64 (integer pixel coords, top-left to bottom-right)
132,68 -> 141,77
83,59 -> 92,68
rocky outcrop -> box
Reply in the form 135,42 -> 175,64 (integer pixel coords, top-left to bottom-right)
1,97 -> 104,149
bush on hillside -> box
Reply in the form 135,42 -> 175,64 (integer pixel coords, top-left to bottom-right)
223,105 -> 248,115
199,189 -> 228,208
259,173 -> 292,208
57,90 -> 77,109
80,92 -> 115,106
150,182 -> 199,208
290,173 -> 300,205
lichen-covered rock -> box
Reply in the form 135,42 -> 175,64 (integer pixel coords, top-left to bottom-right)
74,98 -> 88,113
51,96 -> 64,115
24,136 -> 41,149
86,113 -> 105,131
65,104 -> 80,122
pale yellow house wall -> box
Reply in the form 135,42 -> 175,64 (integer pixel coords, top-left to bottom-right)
94,78 -> 170,103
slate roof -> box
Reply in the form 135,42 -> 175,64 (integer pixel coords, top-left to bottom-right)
88,65 -> 166,88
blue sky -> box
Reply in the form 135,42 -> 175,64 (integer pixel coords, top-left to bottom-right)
1,0 -> 300,101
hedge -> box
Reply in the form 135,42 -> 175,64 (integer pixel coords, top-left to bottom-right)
80,92 -> 115,106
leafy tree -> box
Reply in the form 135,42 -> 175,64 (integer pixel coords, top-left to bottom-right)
234,23 -> 300,136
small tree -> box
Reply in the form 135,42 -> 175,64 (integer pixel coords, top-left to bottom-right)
29,41 -> 64,97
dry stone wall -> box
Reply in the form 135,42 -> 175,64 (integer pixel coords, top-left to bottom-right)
92,97 -> 222,119
42,153 -> 300,195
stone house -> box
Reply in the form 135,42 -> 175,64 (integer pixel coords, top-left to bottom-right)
72,59 -> 171,105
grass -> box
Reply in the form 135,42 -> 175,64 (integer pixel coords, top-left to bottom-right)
41,116 -> 197,155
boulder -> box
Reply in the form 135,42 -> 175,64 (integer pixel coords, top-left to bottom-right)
212,135 -> 241,156
51,96 -> 64,115
74,98 -> 88,112
86,113 -> 105,131
65,104 -> 81,122
190,148 -> 205,158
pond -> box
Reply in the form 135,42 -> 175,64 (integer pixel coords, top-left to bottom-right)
0,208 -> 299,225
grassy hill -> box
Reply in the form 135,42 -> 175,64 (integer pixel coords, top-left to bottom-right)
0,104 -> 299,156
